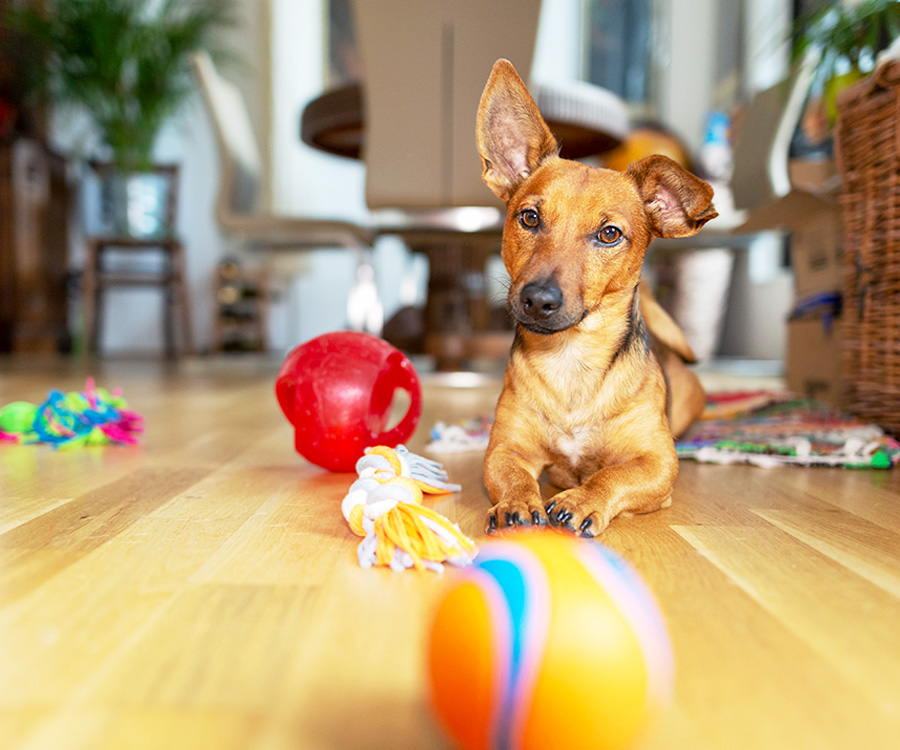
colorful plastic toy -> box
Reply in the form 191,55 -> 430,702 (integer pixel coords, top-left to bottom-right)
428,533 -> 674,750
0,378 -> 143,448
341,445 -> 475,572
275,331 -> 422,472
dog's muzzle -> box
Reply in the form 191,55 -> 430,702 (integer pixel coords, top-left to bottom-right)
514,280 -> 578,333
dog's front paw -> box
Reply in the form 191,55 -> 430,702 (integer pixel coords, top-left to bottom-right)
545,494 -> 610,538
486,498 -> 549,535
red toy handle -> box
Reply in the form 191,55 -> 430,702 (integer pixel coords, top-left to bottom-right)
369,350 -> 422,447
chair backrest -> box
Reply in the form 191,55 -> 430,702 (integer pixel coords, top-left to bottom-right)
352,0 -> 542,210
730,49 -> 819,212
191,51 -> 262,220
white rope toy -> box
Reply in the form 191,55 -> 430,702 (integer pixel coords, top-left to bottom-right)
341,445 -> 475,572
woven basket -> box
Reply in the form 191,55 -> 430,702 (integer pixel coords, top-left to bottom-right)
834,61 -> 900,435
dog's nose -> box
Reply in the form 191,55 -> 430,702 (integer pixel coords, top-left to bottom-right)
520,282 -> 563,320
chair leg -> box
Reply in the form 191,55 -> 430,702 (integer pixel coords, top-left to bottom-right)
172,241 -> 193,356
82,240 -> 99,354
163,282 -> 176,358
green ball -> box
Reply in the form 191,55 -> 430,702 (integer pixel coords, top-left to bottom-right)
0,402 -> 37,433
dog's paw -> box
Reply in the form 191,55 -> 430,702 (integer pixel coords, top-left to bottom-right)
486,498 -> 549,535
545,495 -> 610,538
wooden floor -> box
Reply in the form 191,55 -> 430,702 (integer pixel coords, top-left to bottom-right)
1,355 -> 899,750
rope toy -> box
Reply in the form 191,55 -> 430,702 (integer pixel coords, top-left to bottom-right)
0,378 -> 143,448
341,445 -> 477,572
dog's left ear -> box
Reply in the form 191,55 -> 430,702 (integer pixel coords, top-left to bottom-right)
627,155 -> 718,238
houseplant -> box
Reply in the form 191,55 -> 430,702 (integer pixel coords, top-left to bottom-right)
8,0 -> 236,234
794,0 -> 900,122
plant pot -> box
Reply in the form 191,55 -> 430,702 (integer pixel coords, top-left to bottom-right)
99,170 -> 172,238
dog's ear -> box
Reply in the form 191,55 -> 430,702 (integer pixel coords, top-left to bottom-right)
627,155 -> 718,238
476,59 -> 558,201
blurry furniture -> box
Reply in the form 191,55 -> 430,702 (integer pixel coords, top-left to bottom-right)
192,51 -> 382,335
301,0 -> 628,368
646,51 -> 820,359
834,59 -> 900,433
211,259 -> 270,352
82,161 -> 192,357
0,139 -> 72,353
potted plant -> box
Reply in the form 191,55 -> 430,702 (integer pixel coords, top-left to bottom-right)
794,0 -> 900,123
7,0 -> 236,236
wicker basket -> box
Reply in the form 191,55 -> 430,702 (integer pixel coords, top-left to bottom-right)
834,61 -> 900,435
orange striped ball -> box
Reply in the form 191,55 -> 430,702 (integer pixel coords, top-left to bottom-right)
427,533 -> 674,750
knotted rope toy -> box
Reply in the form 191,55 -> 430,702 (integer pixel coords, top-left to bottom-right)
341,445 -> 477,572
0,378 -> 143,448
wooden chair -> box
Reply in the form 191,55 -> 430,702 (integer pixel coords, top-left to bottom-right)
81,161 -> 193,357
191,51 -> 382,336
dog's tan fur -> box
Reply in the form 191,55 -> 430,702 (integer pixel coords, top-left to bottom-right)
478,60 -> 715,537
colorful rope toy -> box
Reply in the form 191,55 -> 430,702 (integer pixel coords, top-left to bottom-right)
0,378 -> 143,448
341,445 -> 477,572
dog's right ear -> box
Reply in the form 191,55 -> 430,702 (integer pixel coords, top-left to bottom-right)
476,59 -> 558,201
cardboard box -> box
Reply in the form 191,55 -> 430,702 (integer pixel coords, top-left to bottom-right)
738,159 -> 843,299
786,316 -> 843,406
788,157 -> 838,192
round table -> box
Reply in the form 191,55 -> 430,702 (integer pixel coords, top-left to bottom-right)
301,80 -> 629,161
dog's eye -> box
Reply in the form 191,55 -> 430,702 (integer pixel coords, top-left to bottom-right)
597,225 -> 623,245
519,209 -> 540,229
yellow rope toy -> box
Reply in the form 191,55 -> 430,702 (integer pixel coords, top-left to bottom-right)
341,445 -> 477,572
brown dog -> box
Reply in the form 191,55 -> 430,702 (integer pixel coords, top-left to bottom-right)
477,60 -> 716,537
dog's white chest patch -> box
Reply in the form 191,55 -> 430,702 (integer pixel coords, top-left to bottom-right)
556,425 -> 594,464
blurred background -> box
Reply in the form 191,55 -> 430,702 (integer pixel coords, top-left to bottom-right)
0,0 -> 867,385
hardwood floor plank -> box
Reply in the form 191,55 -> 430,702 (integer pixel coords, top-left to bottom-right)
603,528 -> 897,750
22,710 -> 259,750
0,468 -> 209,606
92,584 -> 319,710
673,523 -> 900,724
0,496 -> 74,536
0,515 -> 240,705
771,469 -> 900,533
754,506 -> 900,599
249,562 -> 452,750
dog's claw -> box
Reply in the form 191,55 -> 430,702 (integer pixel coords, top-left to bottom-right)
531,510 -> 545,526
511,511 -> 524,525
579,518 -> 594,538
487,514 -> 498,534
545,500 -> 558,514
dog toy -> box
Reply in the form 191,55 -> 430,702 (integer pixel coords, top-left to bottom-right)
341,445 -> 475,572
0,378 -> 143,448
275,331 -> 422,472
428,533 -> 674,750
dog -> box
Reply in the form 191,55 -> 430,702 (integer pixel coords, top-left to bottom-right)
477,59 -> 716,537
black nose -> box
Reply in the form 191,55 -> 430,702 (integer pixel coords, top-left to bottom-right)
520,281 -> 563,320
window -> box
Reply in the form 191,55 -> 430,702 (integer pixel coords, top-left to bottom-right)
585,0 -> 655,106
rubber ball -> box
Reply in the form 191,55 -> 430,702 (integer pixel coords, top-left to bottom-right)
427,532 -> 674,750
275,331 -> 422,472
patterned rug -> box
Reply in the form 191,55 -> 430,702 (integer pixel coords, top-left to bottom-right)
427,392 -> 900,470
676,392 -> 900,469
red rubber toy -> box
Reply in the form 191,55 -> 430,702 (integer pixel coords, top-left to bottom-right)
275,331 -> 422,472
